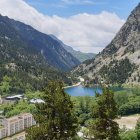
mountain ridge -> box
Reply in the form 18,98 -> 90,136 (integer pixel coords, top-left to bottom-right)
0,15 -> 80,71
73,3 -> 140,85
0,14 -> 78,94
50,35 -> 96,62
9,16 -> 80,70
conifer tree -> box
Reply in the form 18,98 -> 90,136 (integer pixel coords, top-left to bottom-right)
90,88 -> 119,140
26,81 -> 78,140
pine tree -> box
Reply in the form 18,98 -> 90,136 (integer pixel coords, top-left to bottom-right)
90,88 -> 119,140
26,81 -> 78,140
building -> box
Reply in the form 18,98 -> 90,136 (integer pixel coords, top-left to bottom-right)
30,98 -> 45,104
0,113 -> 36,140
3,132 -> 25,140
6,115 -> 24,136
5,95 -> 24,101
0,127 -> 7,139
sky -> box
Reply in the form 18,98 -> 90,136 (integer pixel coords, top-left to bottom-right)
0,0 -> 139,53
26,0 -> 139,19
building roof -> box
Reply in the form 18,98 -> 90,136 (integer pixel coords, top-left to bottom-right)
5,95 -> 23,100
30,99 -> 45,104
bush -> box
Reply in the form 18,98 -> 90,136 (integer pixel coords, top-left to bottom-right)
120,130 -> 138,140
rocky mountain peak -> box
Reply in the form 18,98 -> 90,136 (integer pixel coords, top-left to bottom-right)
131,3 -> 140,16
73,3 -> 140,85
100,3 -> 140,58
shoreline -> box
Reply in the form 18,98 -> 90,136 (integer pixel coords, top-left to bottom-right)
64,82 -> 81,89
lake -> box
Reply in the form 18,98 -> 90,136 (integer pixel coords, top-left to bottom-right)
65,85 -> 102,96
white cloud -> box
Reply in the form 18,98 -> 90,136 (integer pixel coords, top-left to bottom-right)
0,0 -> 125,53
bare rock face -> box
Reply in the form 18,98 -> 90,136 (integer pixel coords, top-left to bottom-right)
73,3 -> 140,85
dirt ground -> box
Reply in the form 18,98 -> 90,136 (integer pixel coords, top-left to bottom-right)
115,114 -> 140,130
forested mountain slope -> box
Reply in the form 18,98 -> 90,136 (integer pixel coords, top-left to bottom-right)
0,15 -> 80,71
50,35 -> 96,62
0,15 -> 74,95
8,16 -> 80,71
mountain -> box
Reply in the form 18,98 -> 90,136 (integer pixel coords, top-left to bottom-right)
0,15 -> 80,71
0,14 -> 77,94
50,35 -> 96,62
73,3 -> 140,85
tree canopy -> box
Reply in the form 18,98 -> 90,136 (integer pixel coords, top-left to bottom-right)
26,81 -> 78,140
90,88 -> 119,140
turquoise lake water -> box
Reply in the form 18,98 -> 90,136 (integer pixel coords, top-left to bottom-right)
64,85 -> 102,96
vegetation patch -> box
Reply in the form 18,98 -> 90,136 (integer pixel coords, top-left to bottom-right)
99,58 -> 136,84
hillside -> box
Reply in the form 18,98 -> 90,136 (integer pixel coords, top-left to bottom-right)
0,15 -> 75,95
0,15 -> 80,71
73,3 -> 140,85
50,35 -> 96,62
63,45 -> 96,62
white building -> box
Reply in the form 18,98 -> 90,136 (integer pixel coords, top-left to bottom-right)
0,113 -> 36,139
5,95 -> 23,100
30,98 -> 45,104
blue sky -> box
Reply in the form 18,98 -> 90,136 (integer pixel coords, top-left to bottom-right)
26,0 -> 140,19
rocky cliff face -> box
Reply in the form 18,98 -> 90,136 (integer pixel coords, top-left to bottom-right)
73,3 -> 140,85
